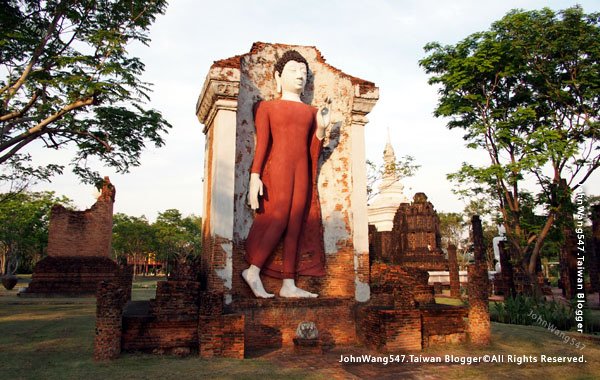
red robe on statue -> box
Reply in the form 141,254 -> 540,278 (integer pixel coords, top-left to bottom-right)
245,99 -> 326,279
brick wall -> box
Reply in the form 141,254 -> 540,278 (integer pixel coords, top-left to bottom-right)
23,257 -> 131,297
233,297 -> 356,352
421,305 -> 467,348
358,307 -> 422,351
199,314 -> 245,359
47,178 -> 114,258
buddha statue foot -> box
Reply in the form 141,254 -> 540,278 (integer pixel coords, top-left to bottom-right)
242,267 -> 274,298
279,279 -> 318,298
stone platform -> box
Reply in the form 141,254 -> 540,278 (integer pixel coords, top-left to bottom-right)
20,256 -> 131,298
230,297 -> 357,353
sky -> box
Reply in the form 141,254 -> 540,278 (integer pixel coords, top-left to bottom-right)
28,0 -> 600,221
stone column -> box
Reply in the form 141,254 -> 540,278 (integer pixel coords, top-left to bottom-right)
94,281 -> 126,361
590,205 -> 600,293
351,93 -> 378,302
196,66 -> 240,304
467,215 -> 490,345
448,244 -> 461,298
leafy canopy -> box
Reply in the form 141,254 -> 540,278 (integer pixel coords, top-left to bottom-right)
0,0 -> 171,186
419,6 -> 599,276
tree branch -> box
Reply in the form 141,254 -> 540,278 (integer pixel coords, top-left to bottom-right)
0,96 -> 94,154
1,3 -> 65,105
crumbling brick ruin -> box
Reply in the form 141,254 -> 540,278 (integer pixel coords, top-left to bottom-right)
95,261 -> 245,360
362,193 -> 467,351
467,216 -> 491,345
22,178 -> 132,297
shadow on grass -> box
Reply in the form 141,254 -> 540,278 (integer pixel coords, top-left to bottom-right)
0,299 -> 321,380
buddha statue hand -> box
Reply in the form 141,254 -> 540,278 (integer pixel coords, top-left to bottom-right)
248,172 -> 263,210
316,97 -> 332,140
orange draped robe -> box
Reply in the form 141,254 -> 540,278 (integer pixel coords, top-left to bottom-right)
244,99 -> 326,279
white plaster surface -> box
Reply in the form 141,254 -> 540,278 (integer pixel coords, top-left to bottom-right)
215,242 -> 233,297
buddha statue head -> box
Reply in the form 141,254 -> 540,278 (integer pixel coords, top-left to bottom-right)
274,50 -> 309,95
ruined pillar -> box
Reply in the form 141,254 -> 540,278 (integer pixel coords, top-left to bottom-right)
94,281 -> 126,361
590,205 -> 600,293
448,244 -> 461,298
467,215 -> 490,345
498,241 -> 515,297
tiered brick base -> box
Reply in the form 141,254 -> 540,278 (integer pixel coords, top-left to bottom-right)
22,256 -> 132,298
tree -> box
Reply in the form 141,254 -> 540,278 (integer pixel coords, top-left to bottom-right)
0,0 -> 171,186
152,209 -> 201,273
0,191 -> 71,274
112,212 -> 154,277
420,6 -> 600,292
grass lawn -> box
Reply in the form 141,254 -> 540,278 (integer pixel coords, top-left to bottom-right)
1,280 -> 599,379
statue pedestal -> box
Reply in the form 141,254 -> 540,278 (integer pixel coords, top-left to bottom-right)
231,297 -> 357,351
293,337 -> 323,355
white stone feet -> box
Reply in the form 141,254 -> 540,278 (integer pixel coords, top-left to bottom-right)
279,278 -> 318,298
242,265 -> 274,298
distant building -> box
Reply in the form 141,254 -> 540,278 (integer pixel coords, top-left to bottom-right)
367,138 -> 409,232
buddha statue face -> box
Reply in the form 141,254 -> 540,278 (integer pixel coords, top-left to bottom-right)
274,51 -> 309,96
275,61 -> 307,94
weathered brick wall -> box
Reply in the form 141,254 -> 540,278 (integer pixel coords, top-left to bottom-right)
386,193 -> 447,270
370,262 -> 435,306
23,257 -> 130,297
23,178 -> 124,297
47,178 -> 115,258
199,314 -> 245,359
448,244 -> 461,298
122,317 -> 198,354
421,305 -> 467,348
358,308 -> 422,351
122,280 -> 203,355
94,281 -> 127,361
150,281 -> 201,321
233,297 -> 356,352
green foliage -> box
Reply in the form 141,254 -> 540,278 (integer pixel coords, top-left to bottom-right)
112,209 -> 202,275
0,0 -> 171,185
491,294 -> 573,331
420,6 -> 600,281
152,209 -> 202,264
0,191 -> 71,274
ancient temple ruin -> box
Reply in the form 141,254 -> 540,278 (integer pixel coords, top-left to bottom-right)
94,42 -> 490,359
22,178 -> 131,297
